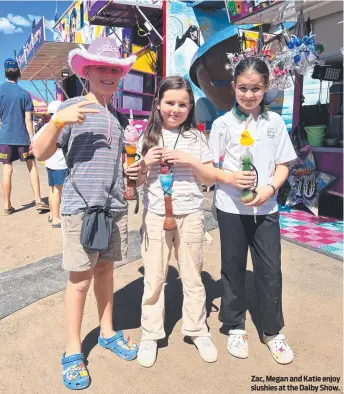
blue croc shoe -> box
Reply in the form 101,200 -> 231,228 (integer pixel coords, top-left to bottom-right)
61,353 -> 90,390
98,331 -> 138,361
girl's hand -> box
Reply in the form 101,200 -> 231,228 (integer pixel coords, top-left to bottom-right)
231,170 -> 256,189
244,185 -> 274,207
142,146 -> 164,168
162,149 -> 197,166
54,101 -> 99,126
124,160 -> 142,180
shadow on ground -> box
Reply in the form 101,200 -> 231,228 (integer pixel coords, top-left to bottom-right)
13,197 -> 50,214
218,270 -> 263,340
81,267 -> 263,358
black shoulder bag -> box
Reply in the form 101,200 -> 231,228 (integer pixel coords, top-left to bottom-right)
69,152 -> 121,252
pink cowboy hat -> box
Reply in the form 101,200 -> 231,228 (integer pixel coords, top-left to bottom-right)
68,37 -> 137,80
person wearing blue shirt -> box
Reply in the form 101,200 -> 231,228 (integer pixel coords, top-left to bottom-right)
0,58 -> 49,215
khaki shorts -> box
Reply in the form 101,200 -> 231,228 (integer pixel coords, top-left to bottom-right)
61,211 -> 128,272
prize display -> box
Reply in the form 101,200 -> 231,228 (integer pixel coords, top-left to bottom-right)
285,145 -> 336,216
225,13 -> 325,94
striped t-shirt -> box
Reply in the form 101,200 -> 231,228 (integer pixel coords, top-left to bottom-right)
137,128 -> 212,215
57,96 -> 127,215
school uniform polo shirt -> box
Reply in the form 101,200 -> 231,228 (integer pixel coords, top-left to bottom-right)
209,105 -> 297,215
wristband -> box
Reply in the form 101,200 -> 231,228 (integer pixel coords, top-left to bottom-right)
51,114 -> 65,129
267,184 -> 276,195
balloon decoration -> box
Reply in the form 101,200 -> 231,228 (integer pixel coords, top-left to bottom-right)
285,146 -> 336,216
225,49 -> 291,91
224,28 -> 325,91
271,32 -> 324,76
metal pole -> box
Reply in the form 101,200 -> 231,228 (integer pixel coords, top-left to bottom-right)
30,80 -> 48,103
111,27 -> 123,45
135,6 -> 163,41
292,72 -> 304,132
75,75 -> 89,95
41,79 -> 56,102
48,65 -> 70,99
55,80 -> 70,100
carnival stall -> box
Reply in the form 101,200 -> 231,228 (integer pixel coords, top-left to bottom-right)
51,0 -> 163,126
165,1 -> 343,259
227,0 -> 343,259
15,0 -> 163,131
166,1 -> 295,131
228,0 -> 343,203
86,0 -> 163,123
16,16 -> 89,104
30,93 -> 50,132
30,93 -> 48,114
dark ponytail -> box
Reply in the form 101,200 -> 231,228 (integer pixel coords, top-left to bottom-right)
141,76 -> 196,156
233,57 -> 270,88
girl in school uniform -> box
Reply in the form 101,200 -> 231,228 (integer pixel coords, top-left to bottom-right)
209,57 -> 297,364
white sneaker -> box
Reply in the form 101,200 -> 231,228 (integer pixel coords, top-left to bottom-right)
227,329 -> 248,359
137,340 -> 158,368
191,336 -> 218,363
263,333 -> 294,365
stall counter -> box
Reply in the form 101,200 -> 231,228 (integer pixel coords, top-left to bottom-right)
312,147 -> 343,197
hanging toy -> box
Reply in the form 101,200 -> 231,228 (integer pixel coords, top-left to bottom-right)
225,44 -> 291,91
159,159 -> 177,231
282,32 -> 324,75
239,122 -> 258,204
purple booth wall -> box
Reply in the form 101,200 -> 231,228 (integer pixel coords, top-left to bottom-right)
313,150 -> 343,196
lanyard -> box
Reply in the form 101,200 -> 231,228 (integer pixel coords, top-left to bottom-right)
245,114 -> 254,130
161,129 -> 181,150
160,130 -> 181,174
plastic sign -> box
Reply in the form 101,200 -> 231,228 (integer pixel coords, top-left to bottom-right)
226,0 -> 279,23
16,18 -> 45,70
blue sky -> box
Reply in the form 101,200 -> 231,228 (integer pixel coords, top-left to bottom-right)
0,0 -> 72,100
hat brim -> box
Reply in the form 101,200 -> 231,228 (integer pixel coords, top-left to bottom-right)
68,48 -> 137,80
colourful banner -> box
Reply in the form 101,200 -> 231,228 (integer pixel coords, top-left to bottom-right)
54,0 -> 108,44
226,1 -> 279,23
88,0 -> 162,20
87,0 -> 107,20
238,28 -> 275,51
16,18 -> 45,70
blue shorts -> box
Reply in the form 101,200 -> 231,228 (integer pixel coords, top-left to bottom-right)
47,168 -> 68,187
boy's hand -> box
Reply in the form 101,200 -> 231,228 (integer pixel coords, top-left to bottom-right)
231,170 -> 256,189
124,161 -> 142,180
244,185 -> 274,207
162,149 -> 197,166
54,101 -> 99,126
143,146 -> 164,168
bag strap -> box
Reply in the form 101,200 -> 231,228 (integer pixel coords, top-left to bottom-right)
115,109 -> 129,130
69,175 -> 90,210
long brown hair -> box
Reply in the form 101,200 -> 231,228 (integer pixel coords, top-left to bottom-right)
141,76 -> 196,155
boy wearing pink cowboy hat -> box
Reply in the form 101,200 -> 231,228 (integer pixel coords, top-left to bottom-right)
34,37 -> 143,390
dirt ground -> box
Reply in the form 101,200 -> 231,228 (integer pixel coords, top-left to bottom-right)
0,229 -> 342,394
0,161 -> 343,394
0,161 -> 140,273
